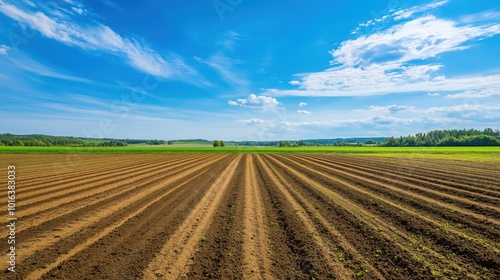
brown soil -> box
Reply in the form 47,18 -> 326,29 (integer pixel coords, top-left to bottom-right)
1,154 -> 498,280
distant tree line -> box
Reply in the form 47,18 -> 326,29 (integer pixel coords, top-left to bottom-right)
277,140 -> 306,147
145,140 -> 165,145
234,137 -> 386,147
0,134 -> 172,147
0,134 -> 86,146
380,128 -> 500,146
97,140 -> 127,147
121,139 -> 170,145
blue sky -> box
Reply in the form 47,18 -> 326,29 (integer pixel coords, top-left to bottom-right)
0,0 -> 499,141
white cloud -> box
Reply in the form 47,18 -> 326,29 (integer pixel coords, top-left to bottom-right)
299,102 -> 307,107
392,0 -> 448,21
5,52 -> 92,82
23,0 -> 35,7
426,103 -> 500,114
427,92 -> 440,96
243,104 -> 499,131
228,94 -> 280,110
217,31 -> 243,50
100,0 -> 118,9
237,118 -> 270,126
234,102 -> 499,138
353,0 -> 448,34
71,7 -> 83,15
196,53 -> 248,88
445,88 -> 499,99
369,105 -> 415,114
459,10 -> 500,24
332,16 -> 499,67
297,110 -> 311,115
261,13 -> 500,97
289,80 -> 300,85
0,1 -> 202,82
0,44 -> 9,55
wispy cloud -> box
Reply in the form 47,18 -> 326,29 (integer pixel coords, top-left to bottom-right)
228,94 -> 280,110
353,0 -> 448,33
392,0 -> 448,20
196,53 -> 248,88
459,10 -> 500,24
0,0 -> 203,83
3,52 -> 92,83
217,31 -> 243,50
427,92 -> 440,96
297,110 -> 311,115
445,88 -> 500,99
23,0 -> 35,8
369,105 -> 415,114
100,0 -> 119,9
238,118 -> 270,126
299,102 -> 307,107
0,44 -> 9,55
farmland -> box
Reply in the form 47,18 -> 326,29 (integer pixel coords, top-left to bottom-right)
1,153 -> 499,279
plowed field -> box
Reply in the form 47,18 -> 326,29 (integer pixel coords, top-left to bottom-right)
1,154 -> 499,279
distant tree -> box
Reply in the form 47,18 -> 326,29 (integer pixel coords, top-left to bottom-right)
379,128 -> 500,147
213,140 -> 220,147
220,140 -> 225,147
298,140 -> 305,147
98,140 -> 127,147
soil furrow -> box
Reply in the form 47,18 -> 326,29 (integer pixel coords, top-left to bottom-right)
285,154 -> 500,240
337,155 -> 500,188
15,155 -> 216,229
1,155 -> 228,272
256,155 -> 381,279
26,155 -> 233,280
268,155 -> 499,278
307,154 -> 500,196
143,154 -> 243,279
241,155 -> 272,278
18,155 -> 207,208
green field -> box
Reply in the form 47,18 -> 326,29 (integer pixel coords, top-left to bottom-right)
1,146 -> 498,161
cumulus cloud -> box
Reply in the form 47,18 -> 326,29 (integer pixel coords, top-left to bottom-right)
297,110 -> 311,115
237,103 -> 499,137
332,16 -> 499,67
228,94 -> 280,110
0,0 -> 203,83
299,102 -> 307,107
260,4 -> 500,97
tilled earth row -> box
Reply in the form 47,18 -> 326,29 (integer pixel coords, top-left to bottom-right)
1,154 -> 498,279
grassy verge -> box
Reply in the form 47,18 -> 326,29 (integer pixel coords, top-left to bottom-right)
0,145 -> 498,155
